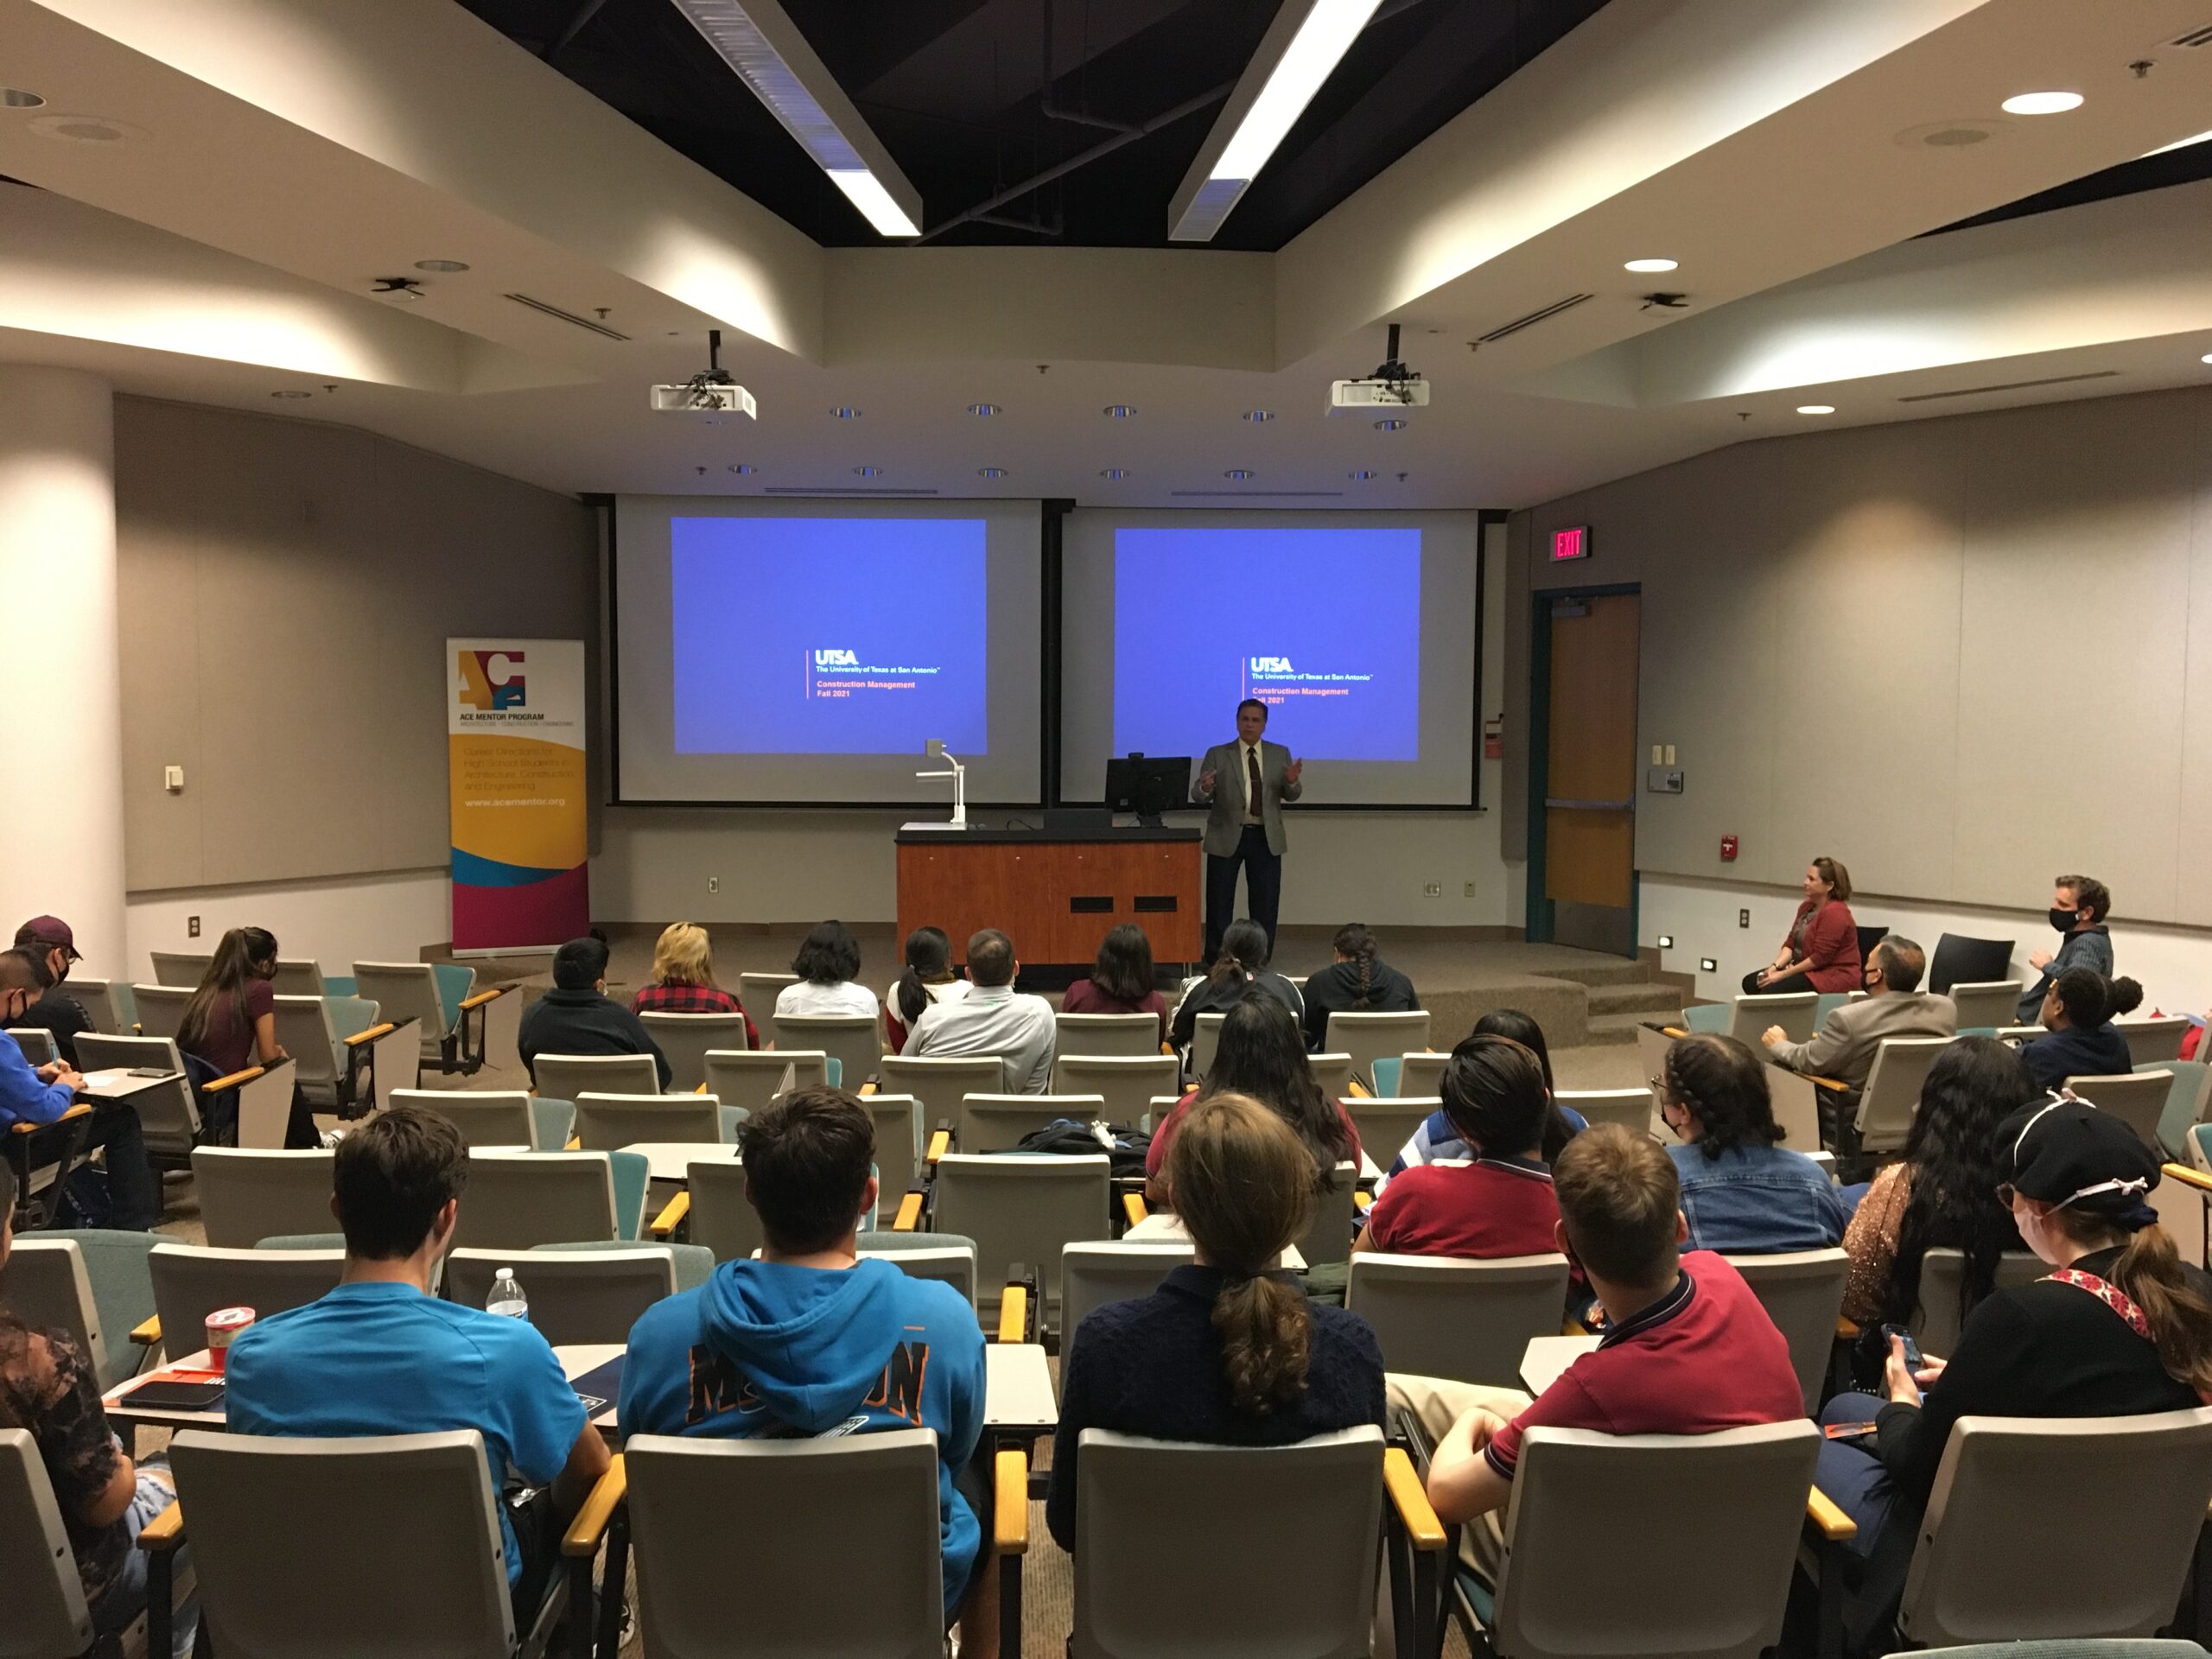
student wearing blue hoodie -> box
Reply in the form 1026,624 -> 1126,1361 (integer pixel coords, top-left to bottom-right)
621,1087 -> 994,1649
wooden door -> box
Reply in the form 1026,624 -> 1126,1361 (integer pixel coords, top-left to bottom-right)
1543,594 -> 1639,953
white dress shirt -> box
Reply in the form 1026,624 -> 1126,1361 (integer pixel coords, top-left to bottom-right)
1239,741 -> 1265,824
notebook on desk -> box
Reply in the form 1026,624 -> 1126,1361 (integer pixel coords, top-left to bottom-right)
571,1355 -> 624,1417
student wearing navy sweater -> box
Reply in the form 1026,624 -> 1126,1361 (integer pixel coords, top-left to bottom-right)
1047,1091 -> 1385,1552
2018,966 -> 2141,1094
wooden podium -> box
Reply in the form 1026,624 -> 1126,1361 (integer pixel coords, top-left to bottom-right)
894,827 -> 1205,969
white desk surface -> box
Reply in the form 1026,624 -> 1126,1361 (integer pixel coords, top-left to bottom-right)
985,1343 -> 1058,1431
105,1344 -> 625,1435
1520,1334 -> 1602,1396
1123,1211 -> 1306,1272
79,1067 -> 181,1100
622,1141 -> 742,1183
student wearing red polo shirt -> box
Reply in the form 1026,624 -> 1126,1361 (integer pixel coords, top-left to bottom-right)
1394,1124 -> 1803,1587
1353,1033 -> 1558,1259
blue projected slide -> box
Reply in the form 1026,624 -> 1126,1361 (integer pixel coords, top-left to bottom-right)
670,517 -> 989,754
1113,526 -> 1421,760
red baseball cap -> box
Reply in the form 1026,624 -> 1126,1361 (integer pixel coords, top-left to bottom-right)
14,916 -> 80,962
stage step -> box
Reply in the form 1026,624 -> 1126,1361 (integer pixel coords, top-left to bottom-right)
1531,958 -> 1654,989
1585,982 -> 1681,1017
1584,1009 -> 1678,1047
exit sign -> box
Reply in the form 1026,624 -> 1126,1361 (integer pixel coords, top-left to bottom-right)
1551,525 -> 1592,562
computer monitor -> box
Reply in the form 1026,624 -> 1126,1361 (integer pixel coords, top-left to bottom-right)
1103,753 -> 1190,826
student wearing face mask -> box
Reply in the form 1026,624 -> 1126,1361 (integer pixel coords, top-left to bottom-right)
2017,874 -> 2113,1026
1814,1098 -> 2212,1644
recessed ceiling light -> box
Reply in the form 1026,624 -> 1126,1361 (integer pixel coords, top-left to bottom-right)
2201,353 -> 2212,365
270,390 -> 313,399
977,467 -> 1007,479
1,89 -> 45,109
1796,404 -> 1836,416
1224,468 -> 1255,480
2000,91 -> 2082,116
1375,417 -> 1407,431
1103,404 -> 1135,419
1100,467 -> 1129,480
413,258 -> 470,274
727,463 -> 756,475
1349,468 -> 1377,480
852,465 -> 880,477
29,112 -> 140,143
833,407 -> 861,419
1243,410 -> 1274,423
967,403 -> 1000,416
1624,257 -> 1678,273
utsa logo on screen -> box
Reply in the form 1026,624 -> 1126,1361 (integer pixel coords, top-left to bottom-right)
457,650 -> 526,711
1250,655 -> 1294,674
813,648 -> 860,668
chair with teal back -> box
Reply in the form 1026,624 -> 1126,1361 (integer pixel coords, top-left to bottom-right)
2152,1060 -> 2211,1162
1682,1004 -> 1729,1035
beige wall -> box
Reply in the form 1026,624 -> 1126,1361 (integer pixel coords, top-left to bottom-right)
114,397 -> 598,894
1505,382 -> 2212,930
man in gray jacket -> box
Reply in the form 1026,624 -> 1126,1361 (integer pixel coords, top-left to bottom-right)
1763,936 -> 1955,1141
1192,699 -> 1303,959
2017,874 -> 2114,1024
904,928 -> 1057,1094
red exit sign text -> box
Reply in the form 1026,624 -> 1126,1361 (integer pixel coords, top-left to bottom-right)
1551,525 -> 1592,562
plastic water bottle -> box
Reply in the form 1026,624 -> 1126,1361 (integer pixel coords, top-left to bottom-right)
486,1268 -> 530,1321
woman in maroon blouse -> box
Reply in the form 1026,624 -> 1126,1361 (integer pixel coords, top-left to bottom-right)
1060,923 -> 1169,1047
1743,856 -> 1861,995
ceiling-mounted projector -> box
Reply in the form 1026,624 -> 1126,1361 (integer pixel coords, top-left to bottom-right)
1330,321 -> 1427,410
652,327 -> 755,418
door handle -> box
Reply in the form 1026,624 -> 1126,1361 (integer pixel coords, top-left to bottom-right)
1543,798 -> 1632,811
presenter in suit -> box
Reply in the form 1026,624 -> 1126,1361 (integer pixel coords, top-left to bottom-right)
1193,698 -> 1303,960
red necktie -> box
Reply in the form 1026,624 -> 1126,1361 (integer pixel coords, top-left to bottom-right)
1246,745 -> 1263,815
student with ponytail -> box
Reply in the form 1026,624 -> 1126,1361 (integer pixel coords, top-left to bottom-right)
1816,1098 -> 2212,1637
882,925 -> 968,1052
1045,1092 -> 1385,1552
1299,922 -> 1418,1052
2018,966 -> 2143,1093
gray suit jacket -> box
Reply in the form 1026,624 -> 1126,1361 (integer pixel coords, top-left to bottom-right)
1192,739 -> 1300,857
1770,990 -> 1956,1095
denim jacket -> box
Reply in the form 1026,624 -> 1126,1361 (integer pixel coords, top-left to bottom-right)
1669,1141 -> 1852,1254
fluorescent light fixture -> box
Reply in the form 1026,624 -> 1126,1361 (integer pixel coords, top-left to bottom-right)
1796,404 -> 1835,415
2000,91 -> 2082,116
1169,0 -> 1382,241
2202,353 -> 2212,365
1624,257 -> 1679,273
670,0 -> 923,238
2147,130 -> 2212,157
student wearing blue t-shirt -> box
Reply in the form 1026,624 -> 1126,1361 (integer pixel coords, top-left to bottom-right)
621,1087 -> 994,1652
225,1107 -> 610,1621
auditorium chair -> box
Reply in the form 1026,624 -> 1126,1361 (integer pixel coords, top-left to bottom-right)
571,1091 -> 728,1152
3,1108 -> 102,1232
1814,988 -> 1868,1024
0,1235 -> 159,1393
1050,1054 -> 1179,1125
74,1033 -> 207,1171
1728,992 -> 1818,1046
860,1235 -> 980,1307
1345,1251 -> 1571,1388
1927,934 -> 2013,997
449,1149 -> 641,1249
352,960 -> 508,1077
1722,1249 -> 1849,1414
1554,1085 -> 1656,1136
1416,1420 -> 1819,1659
1855,925 -> 1890,964
1060,1240 -> 1195,1338
161,1427 -> 575,1659
702,1047 -> 830,1111
1070,1426 -> 1400,1659
1344,1096 -> 1440,1176
2147,1059 -> 2211,1160
442,1245 -> 678,1343
55,976 -> 130,1034
1309,1052 -> 1354,1101
768,1013 -> 882,1090
604,1429 -> 1025,1659
877,1053 -> 1005,1128
2063,1071 -> 2170,1151
393,1087 -> 572,1151
853,1091 -> 920,1211
190,1147 -> 338,1249
216,1057 -> 300,1151
1054,1010 -> 1163,1058
4,1027 -> 56,1065
958,1091 -> 1105,1153
1191,1011 -> 1226,1078
922,1151 -> 1112,1331
271,957 -> 325,997
1296,1161 -> 1360,1270
2117,1016 -> 2192,1067
736,969 -> 798,1014
1372,1052 -> 1446,1098
1321,1010 -> 1433,1090
129,982 -> 190,1041
1946,980 -> 2024,1031
1837,1036 -> 1951,1160
1910,1248 -> 2045,1357
147,950 -> 211,987
1817,1407 -> 2212,1651
654,1158 -> 761,1262
532,1051 -> 659,1102
143,1243 -> 344,1363
637,1008 -> 749,1090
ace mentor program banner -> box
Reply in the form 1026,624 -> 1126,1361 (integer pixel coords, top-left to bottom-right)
448,638 -> 588,952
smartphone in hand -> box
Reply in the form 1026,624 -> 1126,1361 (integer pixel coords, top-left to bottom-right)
1878,1323 -> 1925,1371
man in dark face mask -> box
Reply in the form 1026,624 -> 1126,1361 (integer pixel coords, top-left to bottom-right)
2017,874 -> 2113,1025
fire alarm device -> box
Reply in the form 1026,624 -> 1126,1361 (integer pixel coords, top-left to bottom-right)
1719,836 -> 1738,861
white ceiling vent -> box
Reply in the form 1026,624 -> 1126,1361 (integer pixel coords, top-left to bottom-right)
2159,22 -> 2212,48
1897,369 -> 2117,404
1476,294 -> 1592,345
